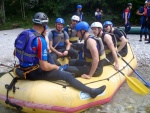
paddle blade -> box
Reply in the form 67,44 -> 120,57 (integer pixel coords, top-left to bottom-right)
126,76 -> 150,95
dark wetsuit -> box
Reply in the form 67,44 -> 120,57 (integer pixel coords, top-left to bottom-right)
15,29 -> 106,98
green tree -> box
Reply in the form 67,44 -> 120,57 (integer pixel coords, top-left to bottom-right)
0,0 -> 146,28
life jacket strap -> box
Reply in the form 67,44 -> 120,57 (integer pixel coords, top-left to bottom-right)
20,64 -> 39,79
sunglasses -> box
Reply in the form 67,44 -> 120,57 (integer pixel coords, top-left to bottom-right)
104,25 -> 109,28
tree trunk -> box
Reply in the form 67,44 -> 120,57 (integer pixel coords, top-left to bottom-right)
20,0 -> 26,20
0,0 -> 5,23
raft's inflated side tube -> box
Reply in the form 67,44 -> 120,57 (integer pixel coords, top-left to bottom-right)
116,27 -> 141,34
0,43 -> 137,113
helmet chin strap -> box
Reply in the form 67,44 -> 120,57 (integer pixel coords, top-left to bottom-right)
79,30 -> 86,42
41,25 -> 46,37
110,26 -> 112,33
97,28 -> 101,37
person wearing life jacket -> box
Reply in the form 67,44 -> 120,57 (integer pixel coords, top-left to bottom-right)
14,12 -> 106,99
64,15 -> 83,52
136,1 -> 148,42
74,4 -> 83,21
123,3 -> 132,35
48,18 -> 78,66
64,21 -> 106,79
103,21 -> 128,57
146,0 -> 150,43
95,8 -> 103,23
64,15 -> 80,44
64,15 -> 84,59
91,22 -> 119,70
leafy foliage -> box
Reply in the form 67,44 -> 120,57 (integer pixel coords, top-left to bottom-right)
0,0 -> 146,29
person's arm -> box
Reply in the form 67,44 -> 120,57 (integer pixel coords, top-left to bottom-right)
49,41 -> 57,52
100,10 -> 103,15
45,35 -> 51,52
117,36 -> 127,52
136,7 -> 144,16
65,39 -> 71,50
36,37 -> 59,71
115,30 -> 127,52
62,39 -> 71,56
124,9 -> 129,25
125,12 -> 128,24
95,12 -> 98,16
136,10 -> 143,16
81,38 -> 99,79
87,38 -> 99,77
64,31 -> 71,51
39,60 -> 59,71
63,32 -> 71,56
104,34 -> 119,70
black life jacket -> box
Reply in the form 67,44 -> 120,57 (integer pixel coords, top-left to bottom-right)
83,35 -> 106,62
101,32 -> 117,54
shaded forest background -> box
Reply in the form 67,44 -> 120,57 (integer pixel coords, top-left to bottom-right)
0,0 -> 146,29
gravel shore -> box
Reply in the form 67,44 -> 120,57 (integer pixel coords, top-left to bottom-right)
0,28 -> 150,113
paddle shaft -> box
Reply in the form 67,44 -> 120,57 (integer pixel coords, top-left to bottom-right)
105,58 -> 149,95
105,58 -> 126,77
54,37 -> 63,49
0,63 -> 13,68
117,53 -> 150,87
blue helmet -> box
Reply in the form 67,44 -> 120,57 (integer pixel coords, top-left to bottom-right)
75,21 -> 89,31
103,21 -> 113,27
77,5 -> 82,9
55,18 -> 65,24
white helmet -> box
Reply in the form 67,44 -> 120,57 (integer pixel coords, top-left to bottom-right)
91,22 -> 103,29
145,0 -> 148,3
71,15 -> 80,21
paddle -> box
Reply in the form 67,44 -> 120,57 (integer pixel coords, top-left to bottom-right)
0,63 -> 14,77
117,53 -> 150,88
0,63 -> 13,68
105,58 -> 150,95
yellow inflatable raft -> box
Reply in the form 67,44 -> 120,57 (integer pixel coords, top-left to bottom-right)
0,43 -> 137,113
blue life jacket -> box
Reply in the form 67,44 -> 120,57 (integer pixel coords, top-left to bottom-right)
51,30 -> 66,49
122,9 -> 131,19
147,6 -> 150,17
15,30 -> 41,64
